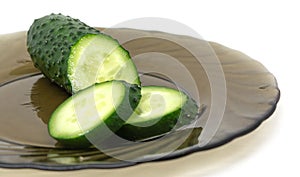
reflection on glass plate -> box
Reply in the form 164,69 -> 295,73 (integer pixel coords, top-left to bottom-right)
0,28 -> 279,170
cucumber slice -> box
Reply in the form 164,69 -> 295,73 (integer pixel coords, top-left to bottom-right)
117,86 -> 199,141
27,13 -> 140,93
48,80 -> 141,148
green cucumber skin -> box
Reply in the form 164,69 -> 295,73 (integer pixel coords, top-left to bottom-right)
48,81 -> 141,148
116,90 -> 199,141
27,13 -> 100,93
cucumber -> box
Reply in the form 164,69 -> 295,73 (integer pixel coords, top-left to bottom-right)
48,80 -> 141,148
116,86 -> 199,141
27,13 -> 140,93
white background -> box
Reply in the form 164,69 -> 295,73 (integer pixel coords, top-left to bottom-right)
0,0 -> 297,176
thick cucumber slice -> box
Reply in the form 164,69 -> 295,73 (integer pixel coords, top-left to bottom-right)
48,80 -> 141,148
117,86 -> 199,141
27,13 -> 140,93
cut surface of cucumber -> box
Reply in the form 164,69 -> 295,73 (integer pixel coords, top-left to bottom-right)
117,86 -> 199,141
127,87 -> 187,126
27,13 -> 140,94
68,34 -> 140,93
48,80 -> 141,148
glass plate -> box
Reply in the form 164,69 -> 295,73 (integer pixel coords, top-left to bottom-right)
0,28 -> 280,170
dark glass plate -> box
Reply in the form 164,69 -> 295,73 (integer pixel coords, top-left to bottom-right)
0,28 -> 280,170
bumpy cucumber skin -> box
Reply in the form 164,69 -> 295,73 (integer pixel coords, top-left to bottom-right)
48,81 -> 141,148
27,13 -> 101,93
116,89 -> 199,141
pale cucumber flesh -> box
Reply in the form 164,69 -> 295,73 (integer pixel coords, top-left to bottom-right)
126,86 -> 187,127
68,34 -> 140,93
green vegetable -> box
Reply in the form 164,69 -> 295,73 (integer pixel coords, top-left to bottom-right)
117,86 -> 199,141
28,13 -> 199,148
27,13 -> 140,94
48,80 -> 141,148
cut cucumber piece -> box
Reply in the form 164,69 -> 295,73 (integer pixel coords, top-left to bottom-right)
116,86 -> 199,141
27,13 -> 140,93
48,80 -> 141,148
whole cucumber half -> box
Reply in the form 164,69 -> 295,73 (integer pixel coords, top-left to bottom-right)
48,80 -> 141,148
27,13 -> 140,93
117,86 -> 199,141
